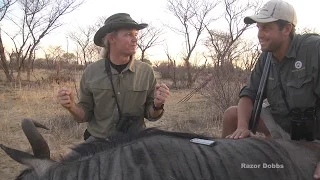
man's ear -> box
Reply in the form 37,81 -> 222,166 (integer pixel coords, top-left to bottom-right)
283,23 -> 293,36
106,32 -> 117,44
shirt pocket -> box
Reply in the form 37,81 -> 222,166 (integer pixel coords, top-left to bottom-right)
124,86 -> 148,116
266,79 -> 278,106
89,80 -> 115,119
286,76 -> 314,108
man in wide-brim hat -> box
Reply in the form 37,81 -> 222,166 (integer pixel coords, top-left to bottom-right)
57,13 -> 170,141
93,13 -> 148,47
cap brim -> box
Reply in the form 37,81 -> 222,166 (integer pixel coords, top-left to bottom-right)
244,14 -> 278,25
94,23 -> 148,47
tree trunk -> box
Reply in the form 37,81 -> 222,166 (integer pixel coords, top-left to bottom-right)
26,48 -> 36,81
185,59 -> 192,87
141,50 -> 145,61
27,58 -> 31,81
16,56 -> 22,83
173,60 -> 177,89
0,32 -> 13,82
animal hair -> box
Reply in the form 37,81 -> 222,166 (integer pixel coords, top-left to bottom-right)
68,128 -> 215,160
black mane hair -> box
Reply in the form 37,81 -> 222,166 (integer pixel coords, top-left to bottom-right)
69,128 -> 216,160
15,168 -> 35,180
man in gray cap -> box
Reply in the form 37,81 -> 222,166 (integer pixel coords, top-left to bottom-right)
57,13 -> 170,140
221,0 -> 320,178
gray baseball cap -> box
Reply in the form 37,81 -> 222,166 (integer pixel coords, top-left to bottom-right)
244,0 -> 297,26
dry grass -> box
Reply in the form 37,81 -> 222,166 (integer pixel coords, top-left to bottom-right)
146,89 -> 222,137
0,69 -> 223,179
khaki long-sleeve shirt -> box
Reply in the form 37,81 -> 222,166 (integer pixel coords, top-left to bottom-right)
78,59 -> 162,138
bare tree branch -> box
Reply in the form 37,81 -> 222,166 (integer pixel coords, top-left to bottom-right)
164,43 -> 177,88
167,0 -> 219,87
0,0 -> 16,81
237,40 -> 260,71
0,0 -> 16,21
297,27 -> 320,34
205,0 -> 261,66
68,25 -> 96,66
3,0 -> 84,82
137,23 -> 164,61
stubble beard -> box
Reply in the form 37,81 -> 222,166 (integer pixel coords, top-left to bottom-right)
260,40 -> 281,53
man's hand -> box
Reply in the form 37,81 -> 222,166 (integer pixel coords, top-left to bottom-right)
314,161 -> 320,179
57,87 -> 75,110
226,128 -> 255,139
154,83 -> 170,107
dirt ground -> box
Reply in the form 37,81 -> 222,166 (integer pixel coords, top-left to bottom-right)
0,74 -> 222,179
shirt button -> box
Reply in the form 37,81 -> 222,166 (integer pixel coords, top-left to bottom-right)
118,92 -> 120,95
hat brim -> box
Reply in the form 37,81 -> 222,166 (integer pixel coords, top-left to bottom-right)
94,23 -> 148,47
244,14 -> 278,25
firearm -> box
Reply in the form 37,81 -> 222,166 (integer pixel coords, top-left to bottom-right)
249,52 -> 272,134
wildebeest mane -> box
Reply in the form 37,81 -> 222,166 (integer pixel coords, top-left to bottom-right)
15,168 -> 35,180
69,127 -> 215,160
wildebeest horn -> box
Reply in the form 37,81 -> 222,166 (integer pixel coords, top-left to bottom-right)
0,144 -> 54,176
21,118 -> 50,159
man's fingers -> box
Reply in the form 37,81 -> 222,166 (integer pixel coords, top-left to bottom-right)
228,132 -> 236,139
58,90 -> 66,96
228,130 -> 249,139
249,132 -> 257,137
158,87 -> 169,95
225,130 -> 251,139
160,83 -> 169,90
239,131 -> 249,139
155,96 -> 165,102
155,83 -> 160,90
58,89 -> 70,97
226,134 -> 232,139
59,95 -> 71,101
60,99 -> 71,105
233,132 -> 241,139
154,95 -> 165,102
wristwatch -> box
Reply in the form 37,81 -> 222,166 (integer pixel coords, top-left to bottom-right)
153,103 -> 164,111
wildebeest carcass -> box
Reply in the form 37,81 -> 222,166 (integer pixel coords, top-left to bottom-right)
1,118 -> 320,180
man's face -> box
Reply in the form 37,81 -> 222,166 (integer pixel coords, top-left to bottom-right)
256,22 -> 287,52
112,28 -> 138,56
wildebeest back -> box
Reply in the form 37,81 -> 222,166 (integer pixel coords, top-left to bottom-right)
41,130 -> 310,180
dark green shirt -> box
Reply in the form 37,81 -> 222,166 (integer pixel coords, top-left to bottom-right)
78,59 -> 162,138
240,34 -> 320,136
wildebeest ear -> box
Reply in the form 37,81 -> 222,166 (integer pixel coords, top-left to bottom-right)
0,144 -> 55,177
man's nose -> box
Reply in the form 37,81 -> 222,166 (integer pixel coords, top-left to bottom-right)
132,36 -> 137,42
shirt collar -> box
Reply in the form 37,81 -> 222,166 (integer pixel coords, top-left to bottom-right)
127,57 -> 136,72
106,57 -> 137,74
284,34 -> 299,59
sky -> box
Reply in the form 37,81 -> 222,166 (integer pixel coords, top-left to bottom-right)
2,0 -> 320,62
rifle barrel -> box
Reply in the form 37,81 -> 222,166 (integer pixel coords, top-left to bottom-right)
250,52 -> 272,134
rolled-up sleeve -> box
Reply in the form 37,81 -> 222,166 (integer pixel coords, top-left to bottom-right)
78,68 -> 94,122
239,52 -> 267,101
